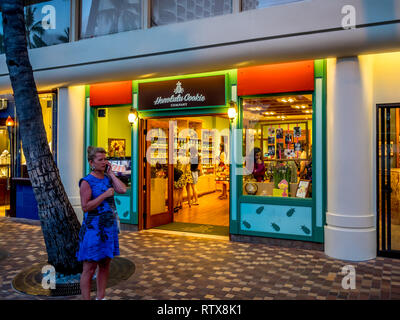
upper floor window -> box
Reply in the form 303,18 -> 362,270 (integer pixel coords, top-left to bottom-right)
80,0 -> 142,39
151,0 -> 232,27
241,0 -> 304,11
0,0 -> 71,54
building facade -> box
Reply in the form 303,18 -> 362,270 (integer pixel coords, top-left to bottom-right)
1,0 -> 400,261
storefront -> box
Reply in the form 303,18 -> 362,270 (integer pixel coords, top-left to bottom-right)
0,95 -> 14,217
0,92 -> 57,220
84,60 -> 327,245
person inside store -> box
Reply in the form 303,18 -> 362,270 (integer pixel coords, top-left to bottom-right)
155,162 -> 165,178
183,149 -> 193,208
77,146 -> 127,300
300,147 -> 312,180
298,142 -> 308,175
188,146 -> 200,206
299,147 -> 312,197
252,147 -> 266,182
216,143 -> 228,200
174,157 -> 187,212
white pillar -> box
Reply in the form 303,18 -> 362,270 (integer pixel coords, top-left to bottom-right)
325,56 -> 376,261
57,86 -> 86,223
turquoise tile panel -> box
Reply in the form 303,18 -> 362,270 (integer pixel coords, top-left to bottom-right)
240,203 -> 312,236
115,194 -> 131,222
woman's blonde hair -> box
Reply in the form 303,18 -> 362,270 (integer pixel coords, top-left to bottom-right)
87,146 -> 106,162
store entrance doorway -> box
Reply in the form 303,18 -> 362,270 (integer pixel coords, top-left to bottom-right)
377,104 -> 400,258
140,115 -> 230,235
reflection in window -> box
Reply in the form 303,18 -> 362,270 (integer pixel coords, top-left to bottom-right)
80,0 -> 142,39
151,0 -> 232,27
0,0 -> 70,53
242,94 -> 313,198
20,93 -> 54,178
242,0 -> 304,11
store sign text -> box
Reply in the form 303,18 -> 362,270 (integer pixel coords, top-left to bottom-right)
139,75 -> 226,110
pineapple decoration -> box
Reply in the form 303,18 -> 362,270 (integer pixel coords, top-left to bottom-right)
174,81 -> 184,95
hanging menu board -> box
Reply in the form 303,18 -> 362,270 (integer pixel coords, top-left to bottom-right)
138,75 -> 226,110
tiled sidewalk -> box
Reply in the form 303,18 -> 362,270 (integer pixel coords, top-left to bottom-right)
0,217 -> 400,300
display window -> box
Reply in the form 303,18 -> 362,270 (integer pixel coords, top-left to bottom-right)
242,94 -> 313,198
95,106 -> 132,188
20,93 -> 55,178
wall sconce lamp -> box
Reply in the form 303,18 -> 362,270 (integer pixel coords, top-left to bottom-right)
228,101 -> 238,121
128,109 -> 138,125
6,115 -> 14,127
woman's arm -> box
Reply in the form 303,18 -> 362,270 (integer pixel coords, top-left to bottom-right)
107,171 -> 127,194
80,180 -> 114,212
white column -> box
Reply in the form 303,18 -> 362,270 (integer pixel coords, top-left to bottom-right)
57,86 -> 86,223
325,56 -> 376,261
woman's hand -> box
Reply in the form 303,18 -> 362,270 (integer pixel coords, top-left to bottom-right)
104,188 -> 115,198
105,161 -> 113,175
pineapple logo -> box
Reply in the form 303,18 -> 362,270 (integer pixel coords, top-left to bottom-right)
174,81 -> 184,95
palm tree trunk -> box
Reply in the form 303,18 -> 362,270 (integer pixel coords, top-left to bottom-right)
1,0 -> 82,275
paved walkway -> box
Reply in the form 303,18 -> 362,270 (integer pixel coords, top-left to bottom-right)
1,217 -> 400,300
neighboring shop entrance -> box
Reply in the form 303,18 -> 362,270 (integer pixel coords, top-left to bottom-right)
139,115 -> 230,234
377,103 -> 400,258
0,124 -> 11,216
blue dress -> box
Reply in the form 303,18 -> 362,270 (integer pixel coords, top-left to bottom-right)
76,174 -> 120,262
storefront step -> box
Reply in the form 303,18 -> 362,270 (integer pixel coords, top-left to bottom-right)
230,234 -> 324,252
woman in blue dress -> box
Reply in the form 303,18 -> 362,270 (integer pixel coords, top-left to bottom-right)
77,146 -> 127,300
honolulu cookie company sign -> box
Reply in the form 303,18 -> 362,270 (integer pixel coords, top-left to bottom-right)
138,75 -> 226,110
153,81 -> 206,107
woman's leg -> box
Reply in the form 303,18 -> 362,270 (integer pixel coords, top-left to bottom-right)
96,257 -> 112,300
191,184 -> 198,204
222,182 -> 227,198
186,184 -> 191,207
178,188 -> 183,208
80,261 -> 98,300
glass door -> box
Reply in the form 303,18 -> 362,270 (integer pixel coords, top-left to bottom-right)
144,119 -> 173,228
377,104 -> 400,258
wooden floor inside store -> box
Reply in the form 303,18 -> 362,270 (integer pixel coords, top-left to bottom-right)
173,191 -> 229,227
